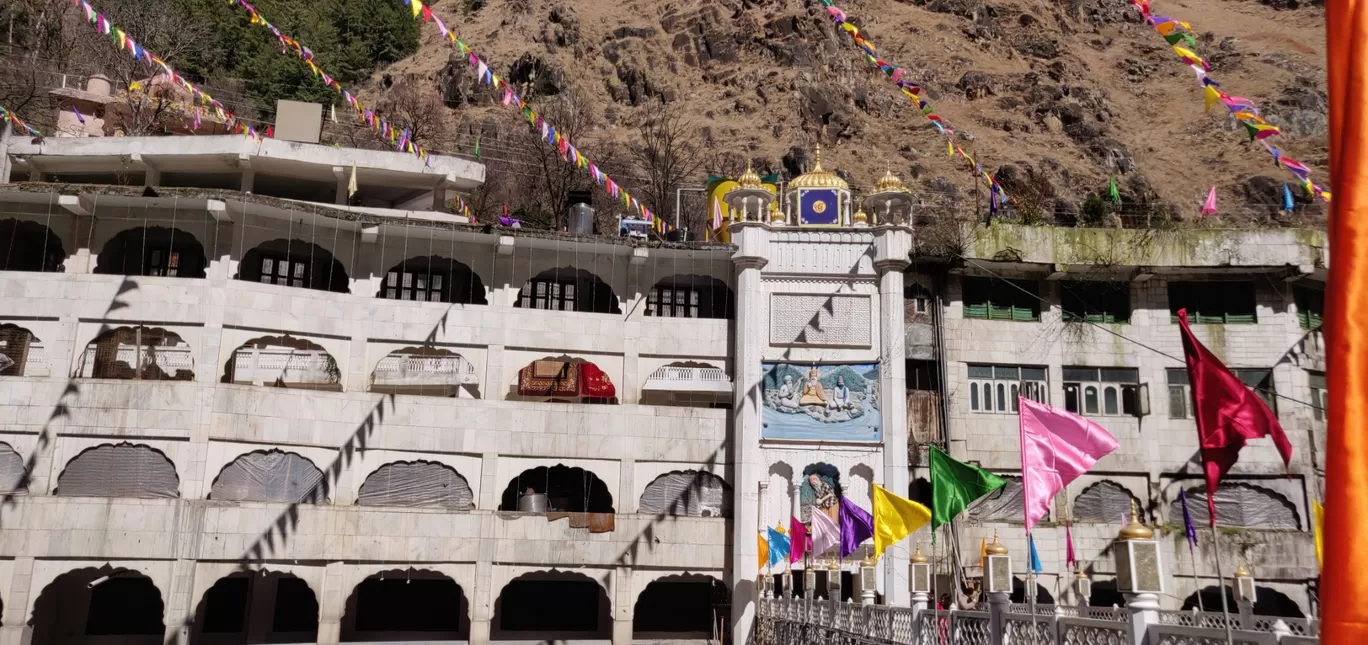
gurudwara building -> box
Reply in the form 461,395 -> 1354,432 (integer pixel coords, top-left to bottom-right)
0,119 -> 1325,644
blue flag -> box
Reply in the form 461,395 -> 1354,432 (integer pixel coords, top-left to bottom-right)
1028,535 -> 1043,574
1179,488 -> 1199,550
767,526 -> 790,568
1284,184 -> 1295,213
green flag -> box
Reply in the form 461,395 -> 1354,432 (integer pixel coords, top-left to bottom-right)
929,445 -> 1006,529
1109,176 -> 1122,204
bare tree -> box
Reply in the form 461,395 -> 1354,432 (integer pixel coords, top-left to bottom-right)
631,106 -> 705,231
373,74 -> 454,151
508,86 -> 598,230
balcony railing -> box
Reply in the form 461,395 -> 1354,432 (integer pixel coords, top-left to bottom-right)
75,343 -> 194,379
642,365 -> 731,394
371,353 -> 478,395
229,347 -> 339,388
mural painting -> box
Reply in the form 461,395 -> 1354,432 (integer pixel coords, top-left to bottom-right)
761,362 -> 881,441
800,463 -> 842,525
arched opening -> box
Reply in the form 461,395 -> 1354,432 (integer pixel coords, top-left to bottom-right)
640,360 -> 732,407
1167,483 -> 1301,529
638,470 -> 731,518
0,323 -> 43,377
0,442 -> 28,495
56,442 -> 180,498
191,571 -> 319,644
94,226 -> 208,278
1181,585 -> 1306,618
341,569 -> 468,642
209,450 -> 328,504
499,465 -> 614,513
358,461 -> 473,510
512,356 -> 617,403
30,566 -> 165,643
223,335 -> 342,391
492,571 -> 611,640
799,463 -> 842,525
377,256 -> 487,304
633,575 -> 729,639
370,347 -> 479,398
645,275 -> 734,319
0,218 -> 65,272
967,477 -> 1025,524
515,267 -> 620,314
1089,579 -> 1124,608
1074,480 -> 1142,523
74,326 -> 195,381
909,477 -> 933,509
238,239 -> 349,293
1010,577 -> 1055,604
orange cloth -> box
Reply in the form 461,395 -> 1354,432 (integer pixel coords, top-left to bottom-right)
1325,0 -> 1368,640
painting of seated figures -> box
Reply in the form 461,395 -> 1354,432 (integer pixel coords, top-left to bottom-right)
761,362 -> 881,441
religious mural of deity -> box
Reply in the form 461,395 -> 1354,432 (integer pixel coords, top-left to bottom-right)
760,363 -> 881,441
799,463 -> 842,525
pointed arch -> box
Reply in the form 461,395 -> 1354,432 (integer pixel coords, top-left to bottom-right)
342,569 -> 468,641
0,323 -> 42,377
0,218 -> 65,272
967,476 -> 1024,524
94,226 -> 207,278
56,442 -> 180,498
493,570 -> 611,638
639,470 -> 731,517
223,335 -> 342,391
358,460 -> 473,510
30,566 -> 165,641
516,266 -> 620,314
0,442 -> 27,495
191,571 -> 318,641
1167,483 -> 1300,529
799,463 -> 842,524
74,325 -> 194,381
1074,480 -> 1142,523
634,574 -> 729,637
499,464 -> 614,513
238,238 -> 349,293
209,449 -> 327,504
377,255 -> 487,304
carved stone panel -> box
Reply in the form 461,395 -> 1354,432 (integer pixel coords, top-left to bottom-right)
769,293 -> 872,347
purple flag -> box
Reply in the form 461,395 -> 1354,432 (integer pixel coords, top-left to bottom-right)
1179,488 -> 1199,549
838,496 -> 874,558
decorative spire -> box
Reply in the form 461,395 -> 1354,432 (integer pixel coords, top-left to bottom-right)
737,161 -> 763,189
1119,498 -> 1154,540
812,143 -> 824,173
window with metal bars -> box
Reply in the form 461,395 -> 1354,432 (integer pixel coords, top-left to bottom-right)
520,279 -> 578,310
384,269 -> 445,301
647,287 -> 700,318
1294,286 -> 1324,330
961,277 -> 1040,322
967,364 -> 1047,413
1061,281 -> 1131,323
1309,371 -> 1327,421
1063,366 -> 1140,416
1168,281 -> 1257,324
258,255 -> 309,288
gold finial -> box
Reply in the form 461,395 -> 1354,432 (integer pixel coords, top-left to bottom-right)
827,556 -> 841,571
861,545 -> 876,567
737,161 -> 763,189
811,143 -> 824,173
852,207 -> 869,225
911,543 -> 930,564
788,142 -> 849,190
1076,569 -> 1090,580
875,168 -> 910,193
1118,498 -> 1154,540
985,529 -> 1009,555
769,200 -> 786,224
1233,561 -> 1252,578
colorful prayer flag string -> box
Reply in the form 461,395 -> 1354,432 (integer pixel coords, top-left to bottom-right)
1131,0 -> 1331,202
818,0 -> 1010,203
72,0 -> 259,139
396,0 -> 656,222
225,0 -> 429,162
0,105 -> 43,139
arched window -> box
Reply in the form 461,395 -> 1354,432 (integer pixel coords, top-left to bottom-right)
194,572 -> 318,639
516,267 -> 619,314
514,356 -> 616,403
0,218 -> 65,272
0,323 -> 42,377
639,470 -> 731,517
238,239 -> 349,293
223,335 -> 342,391
209,450 -> 327,504
634,575 -> 728,637
358,461 -> 473,510
94,226 -> 207,278
1167,484 -> 1300,529
645,275 -> 734,319
494,571 -> 611,638
343,570 -> 467,640
377,256 -> 487,304
370,347 -> 478,397
30,567 -> 165,642
967,477 -> 1024,523
74,326 -> 194,381
499,465 -> 615,513
56,443 -> 180,498
0,443 -> 27,495
1074,481 -> 1142,523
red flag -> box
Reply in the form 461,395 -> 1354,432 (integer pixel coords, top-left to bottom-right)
1065,520 -> 1076,570
789,516 -> 808,564
1177,309 -> 1293,525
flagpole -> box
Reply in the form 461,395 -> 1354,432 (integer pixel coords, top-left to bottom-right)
1027,532 -> 1039,645
1211,523 -> 1235,645
1190,539 -> 1206,612
931,526 -> 940,643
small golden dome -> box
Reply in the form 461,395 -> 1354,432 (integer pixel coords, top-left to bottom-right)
874,168 -> 910,193
788,143 -> 850,191
1233,562 -> 1252,578
827,557 -> 841,571
985,530 -> 1009,556
1118,500 -> 1154,540
853,208 -> 869,224
911,543 -> 930,564
769,200 -> 786,224
737,162 -> 763,190
1075,570 -> 1090,580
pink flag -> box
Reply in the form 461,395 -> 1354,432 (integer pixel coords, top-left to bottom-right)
712,197 -> 723,230
789,516 -> 808,564
1201,186 -> 1218,215
811,506 -> 840,557
1019,396 -> 1119,533
1065,520 -> 1077,570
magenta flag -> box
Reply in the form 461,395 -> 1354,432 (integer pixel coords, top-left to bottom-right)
1201,186 -> 1219,215
1019,396 -> 1120,533
789,516 -> 809,564
811,506 -> 840,557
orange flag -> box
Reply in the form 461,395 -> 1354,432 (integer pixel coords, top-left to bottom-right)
1324,0 -> 1368,640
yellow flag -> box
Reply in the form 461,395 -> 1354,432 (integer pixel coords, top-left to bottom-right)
347,163 -> 358,198
872,484 -> 932,560
412,0 -> 423,17
948,140 -> 954,157
1314,500 -> 1324,568
1204,85 -> 1222,113
980,537 -> 987,568
758,532 -> 769,570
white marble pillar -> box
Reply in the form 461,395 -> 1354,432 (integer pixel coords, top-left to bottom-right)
729,221 -> 770,642
874,224 -> 913,606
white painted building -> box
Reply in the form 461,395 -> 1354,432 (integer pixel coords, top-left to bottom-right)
0,128 -> 1324,645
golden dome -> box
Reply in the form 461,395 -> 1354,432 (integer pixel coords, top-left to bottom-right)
874,168 -> 910,193
769,200 -> 786,224
853,208 -> 869,225
827,557 -> 841,571
737,162 -> 763,190
1075,570 -> 1089,580
788,143 -> 850,191
911,544 -> 930,564
1118,500 -> 1154,540
985,530 -> 1009,556
1233,562 -> 1252,578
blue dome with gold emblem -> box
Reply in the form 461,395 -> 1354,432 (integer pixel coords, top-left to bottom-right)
785,144 -> 851,227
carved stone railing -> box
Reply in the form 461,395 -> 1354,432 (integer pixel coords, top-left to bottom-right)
229,347 -> 338,387
1147,623 -> 1279,645
642,365 -> 731,393
75,343 -> 195,378
370,352 -> 478,394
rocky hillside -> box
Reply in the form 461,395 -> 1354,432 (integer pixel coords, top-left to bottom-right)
377,0 -> 1328,225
